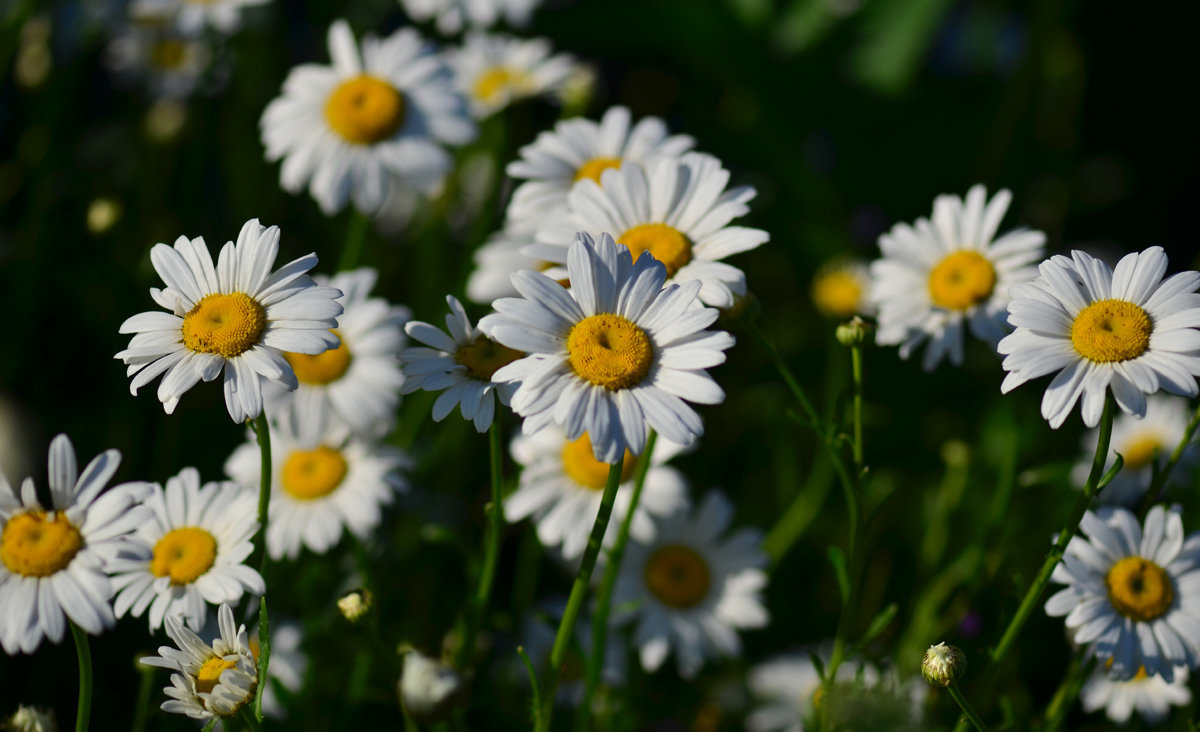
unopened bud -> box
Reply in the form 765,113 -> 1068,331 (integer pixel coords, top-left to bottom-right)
337,587 -> 373,622
399,650 -> 467,725
6,705 -> 57,732
835,316 -> 870,347
921,642 -> 966,687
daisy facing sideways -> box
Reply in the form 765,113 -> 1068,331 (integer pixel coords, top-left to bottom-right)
1081,664 -> 1191,725
449,32 -> 577,118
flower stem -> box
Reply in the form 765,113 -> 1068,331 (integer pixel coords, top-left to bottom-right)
458,420 -> 506,668
535,461 -> 624,732
1040,654 -> 1094,730
948,681 -> 990,732
131,661 -> 154,732
338,211 -> 369,272
240,706 -> 266,732
69,621 -> 92,732
250,412 -> 273,720
1136,401 -> 1200,518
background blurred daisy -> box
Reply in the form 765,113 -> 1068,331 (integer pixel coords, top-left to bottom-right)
515,598 -> 626,707
131,0 -> 269,34
449,32 -> 577,119
466,228 -> 543,304
746,646 -> 877,732
1080,664 -> 1191,725
105,24 -> 212,99
399,0 -> 544,35
811,258 -> 874,319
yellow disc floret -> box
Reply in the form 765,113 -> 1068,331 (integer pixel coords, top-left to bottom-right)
644,544 -> 711,609
1071,299 -> 1153,364
472,66 -> 532,103
181,293 -> 267,358
455,336 -> 524,381
566,314 -> 654,391
1106,556 -> 1174,622
574,156 -> 623,184
151,527 -> 218,585
1121,435 -> 1164,471
325,75 -> 406,145
286,330 -> 353,385
151,41 -> 187,69
1,511 -> 84,577
195,655 -> 239,695
618,223 -> 693,278
282,446 -> 349,500
812,269 -> 863,318
561,433 -> 637,489
928,251 -> 997,311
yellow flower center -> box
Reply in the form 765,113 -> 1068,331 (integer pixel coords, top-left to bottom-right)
1121,435 -> 1164,471
1071,299 -> 1153,364
151,40 -> 187,69
812,270 -> 863,318
643,544 -> 711,609
617,223 -> 693,278
181,292 -> 267,359
566,314 -> 654,391
195,655 -> 238,695
574,156 -> 623,184
281,446 -> 348,500
560,433 -> 637,489
151,527 -> 218,585
927,251 -> 997,311
0,511 -> 84,578
285,330 -> 352,385
1106,556 -> 1174,622
472,66 -> 532,103
454,336 -> 524,381
325,75 -> 406,145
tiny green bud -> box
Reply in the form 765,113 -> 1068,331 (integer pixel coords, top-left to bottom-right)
337,587 -> 374,623
921,642 -> 966,687
835,316 -> 870,347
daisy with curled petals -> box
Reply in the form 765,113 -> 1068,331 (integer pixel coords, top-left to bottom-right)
261,20 -> 475,215
530,152 -> 769,308
999,246 -> 1200,428
1044,505 -> 1200,681
870,185 -> 1045,370
466,228 -> 542,304
612,492 -> 767,678
116,218 -> 344,423
1082,664 -> 1190,725
506,427 -> 689,560
449,33 -> 577,119
399,0 -> 544,35
1,435 -> 149,655
400,295 -> 523,433
109,467 -> 264,633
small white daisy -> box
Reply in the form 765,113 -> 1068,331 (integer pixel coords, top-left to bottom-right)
399,0 -> 544,35
400,294 -> 523,433
746,646 -> 880,732
465,227 -> 543,304
265,268 -> 409,438
0,435 -> 149,655
449,32 -> 577,118
131,0 -> 269,34
612,492 -> 767,678
480,232 -> 734,463
109,467 -> 264,633
811,259 -> 874,319
116,218 -> 344,423
1000,246 -> 1200,428
261,20 -> 475,215
1044,505 -> 1200,680
1081,664 -> 1191,725
517,598 -> 626,707
105,24 -> 212,99
870,185 -> 1045,370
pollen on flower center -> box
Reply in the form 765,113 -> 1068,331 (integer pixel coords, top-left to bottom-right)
1106,556 -> 1174,621
286,329 -> 353,385
561,433 -> 637,489
566,314 -> 654,391
1121,434 -> 1164,471
325,75 -> 406,145
195,655 -> 239,695
813,270 -> 862,318
282,446 -> 349,500
1071,299 -> 1153,363
618,223 -> 693,278
644,544 -> 711,609
473,66 -> 531,102
574,156 -> 622,184
0,511 -> 84,578
181,292 -> 267,358
928,250 -> 997,311
151,527 -> 218,585
455,336 -> 524,381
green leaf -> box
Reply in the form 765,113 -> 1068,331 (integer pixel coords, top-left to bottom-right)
1097,453 -> 1125,491
858,603 -> 899,647
828,546 -> 851,603
807,649 -> 827,684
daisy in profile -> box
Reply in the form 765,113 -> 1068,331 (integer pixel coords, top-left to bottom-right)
265,268 -> 409,438
400,295 -> 523,433
116,218 -> 344,423
612,492 -> 767,678
261,20 -> 475,215
811,259 -> 874,320
449,33 -> 577,118
141,603 -> 257,721
109,468 -> 264,632
399,0 -> 544,35
1081,664 -> 1191,725
870,185 -> 1045,370
505,427 -> 689,560
1044,505 -> 1200,680
225,413 -> 410,560
505,106 -> 694,227
1000,246 -> 1200,428
466,228 -> 543,304
530,152 -> 769,308
131,0 -> 269,34
1,435 -> 149,655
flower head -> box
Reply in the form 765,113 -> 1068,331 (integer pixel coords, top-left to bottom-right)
399,0 -> 544,35
1081,664 -> 1191,725
921,643 -> 965,687
449,32 -> 577,118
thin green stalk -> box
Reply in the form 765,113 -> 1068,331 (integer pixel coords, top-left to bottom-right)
338,211 -> 369,272
1041,655 -> 1094,731
1137,401 -> 1200,518
249,412 -> 273,720
240,706 -> 266,732
535,461 -> 624,732
850,344 -> 864,470
948,681 -> 989,732
201,720 -> 218,732
458,420 -> 506,668
69,621 -> 92,732
748,320 -> 820,425
131,662 -> 154,732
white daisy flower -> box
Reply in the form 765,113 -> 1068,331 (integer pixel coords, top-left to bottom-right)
0,435 -> 149,655
399,0 -> 544,35
115,218 -> 344,424
131,0 -> 269,34
225,413 -> 410,560
517,598 -> 626,707
400,294 -> 523,433
505,426 -> 689,560
480,232 -> 734,463
465,227 -> 543,304
265,268 -> 409,438
1044,505 -> 1200,680
449,32 -> 577,118
746,647 -> 878,732
260,20 -> 475,215
530,152 -> 769,308
870,185 -> 1045,370
505,106 -> 694,228
999,246 -> 1200,428
105,24 -> 212,99
811,259 -> 874,319
1081,664 -> 1191,725
141,602 -> 257,720
109,467 -> 264,633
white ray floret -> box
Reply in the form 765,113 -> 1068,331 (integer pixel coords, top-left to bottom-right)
131,0 -> 269,35
399,0 -> 544,35
466,227 -> 543,304
449,32 -> 577,119
1080,664 -> 1191,725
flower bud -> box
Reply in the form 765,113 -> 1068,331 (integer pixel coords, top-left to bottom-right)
6,705 -> 57,732
337,587 -> 373,623
921,642 -> 966,687
399,650 -> 467,725
835,316 -> 871,347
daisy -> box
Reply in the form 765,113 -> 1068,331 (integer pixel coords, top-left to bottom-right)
109,467 -> 264,633
141,602 -> 257,720
505,426 -> 689,560
105,24 -> 212,99
398,0 -> 544,35
612,492 -> 767,678
516,598 -> 626,707
225,413 -> 410,560
479,232 -> 734,463
529,152 -> 769,308
1000,246 -> 1200,428
260,20 -> 475,215
505,106 -> 694,228
811,259 -> 874,319
746,647 -> 880,732
1081,664 -> 1191,725
1044,505 -> 1200,680
465,228 -> 543,304
0,435 -> 149,655
130,0 -> 269,34
400,294 -> 523,433
115,218 -> 344,423
449,32 -> 577,118
265,268 -> 409,438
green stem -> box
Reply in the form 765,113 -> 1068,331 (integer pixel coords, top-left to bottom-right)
131,662 -> 154,732
1137,401 -> 1200,518
250,412 -> 273,720
948,681 -> 990,732
241,706 -> 266,732
749,320 -> 820,425
851,344 -> 864,471
535,461 -> 624,732
201,720 -> 218,732
70,621 -> 92,732
458,420 -> 506,668
1041,655 -> 1093,731
338,211 -> 369,272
